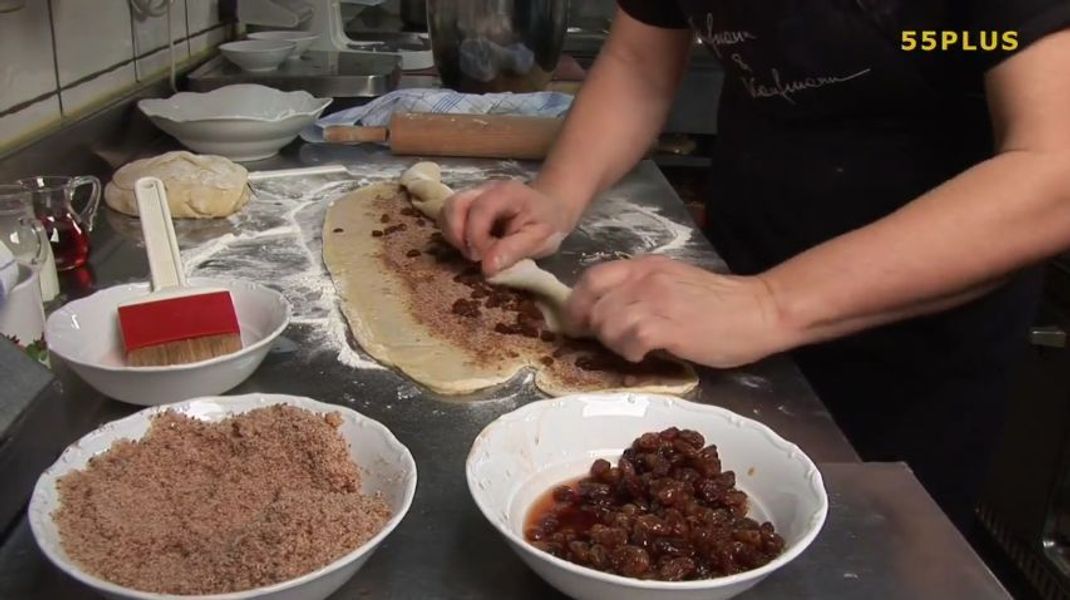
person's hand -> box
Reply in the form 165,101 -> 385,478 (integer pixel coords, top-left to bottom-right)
566,256 -> 792,368
439,180 -> 579,276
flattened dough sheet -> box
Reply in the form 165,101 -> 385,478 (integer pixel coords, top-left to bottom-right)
322,181 -> 698,397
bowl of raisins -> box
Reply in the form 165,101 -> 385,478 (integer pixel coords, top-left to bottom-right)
466,393 -> 827,600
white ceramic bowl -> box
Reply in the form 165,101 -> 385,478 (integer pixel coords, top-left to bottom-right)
45,277 -> 291,406
29,393 -> 418,600
248,31 -> 318,59
466,393 -> 828,600
220,39 -> 295,72
138,84 -> 333,161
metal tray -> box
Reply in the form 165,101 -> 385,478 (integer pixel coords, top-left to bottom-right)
187,51 -> 402,98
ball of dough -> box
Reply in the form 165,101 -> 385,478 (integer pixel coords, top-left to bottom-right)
105,151 -> 250,219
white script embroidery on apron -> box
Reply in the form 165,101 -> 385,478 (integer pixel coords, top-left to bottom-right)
692,14 -> 757,58
732,53 -> 871,105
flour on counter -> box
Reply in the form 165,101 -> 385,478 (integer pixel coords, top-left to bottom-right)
178,171 -> 388,371
578,193 -> 697,259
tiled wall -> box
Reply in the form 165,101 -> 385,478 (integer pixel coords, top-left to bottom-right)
0,0 -> 231,151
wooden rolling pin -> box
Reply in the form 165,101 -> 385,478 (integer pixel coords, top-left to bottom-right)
323,112 -> 564,160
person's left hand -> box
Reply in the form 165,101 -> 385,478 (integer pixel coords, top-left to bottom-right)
565,256 -> 791,368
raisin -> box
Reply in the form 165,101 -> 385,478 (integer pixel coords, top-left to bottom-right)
552,485 -> 577,503
539,356 -> 554,367
678,429 -> 705,450
660,427 -> 681,441
371,230 -> 384,237
590,459 -> 611,479
613,546 -> 652,577
658,557 -> 696,581
451,299 -> 481,318
380,214 -> 390,223
453,269 -> 482,287
332,227 -> 344,233
568,541 -> 592,565
589,524 -> 627,549
636,432 -> 661,452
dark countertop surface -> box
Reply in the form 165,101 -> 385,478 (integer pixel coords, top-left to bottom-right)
0,142 -> 1007,598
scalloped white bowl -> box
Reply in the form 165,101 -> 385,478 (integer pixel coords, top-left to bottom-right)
466,393 -> 828,600
45,277 -> 291,406
29,393 -> 418,600
138,84 -> 332,161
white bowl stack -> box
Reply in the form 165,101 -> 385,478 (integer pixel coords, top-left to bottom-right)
467,393 -> 828,600
248,31 -> 319,60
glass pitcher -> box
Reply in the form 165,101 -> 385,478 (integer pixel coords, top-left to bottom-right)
18,175 -> 100,271
0,185 -> 49,268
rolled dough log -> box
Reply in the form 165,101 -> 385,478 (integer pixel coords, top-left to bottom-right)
488,258 -> 585,338
399,162 -> 453,221
105,151 -> 250,219
399,161 -> 581,336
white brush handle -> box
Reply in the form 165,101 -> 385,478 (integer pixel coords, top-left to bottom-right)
134,177 -> 186,291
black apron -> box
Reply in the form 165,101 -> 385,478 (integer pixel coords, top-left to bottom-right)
679,0 -> 1043,530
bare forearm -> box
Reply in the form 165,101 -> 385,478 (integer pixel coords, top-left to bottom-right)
764,150 -> 1070,347
534,11 -> 690,223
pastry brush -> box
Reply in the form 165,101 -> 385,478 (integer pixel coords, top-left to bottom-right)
118,177 -> 241,367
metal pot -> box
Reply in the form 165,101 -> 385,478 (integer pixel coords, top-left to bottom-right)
428,0 -> 569,93
400,0 -> 427,30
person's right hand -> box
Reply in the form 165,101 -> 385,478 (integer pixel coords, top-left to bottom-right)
439,180 -> 579,276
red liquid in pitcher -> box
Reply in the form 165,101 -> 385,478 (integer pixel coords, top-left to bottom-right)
40,212 -> 90,270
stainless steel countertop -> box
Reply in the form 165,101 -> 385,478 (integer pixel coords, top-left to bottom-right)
0,144 -> 1008,599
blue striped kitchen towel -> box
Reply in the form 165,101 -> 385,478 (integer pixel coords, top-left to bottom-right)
301,88 -> 573,143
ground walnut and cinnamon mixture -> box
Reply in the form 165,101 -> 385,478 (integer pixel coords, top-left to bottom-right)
359,191 -> 689,388
53,405 -> 392,595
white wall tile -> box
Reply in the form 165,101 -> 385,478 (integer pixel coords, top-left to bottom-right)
60,63 -> 136,116
136,45 -> 189,81
51,0 -> 135,87
185,0 -> 220,34
132,0 -> 188,58
0,2 -> 58,113
0,97 -> 61,149
189,24 -> 228,56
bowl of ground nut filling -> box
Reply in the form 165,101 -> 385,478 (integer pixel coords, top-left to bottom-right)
28,394 -> 417,600
466,393 -> 827,600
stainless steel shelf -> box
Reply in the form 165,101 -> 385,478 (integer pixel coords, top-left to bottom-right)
187,52 -> 402,98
